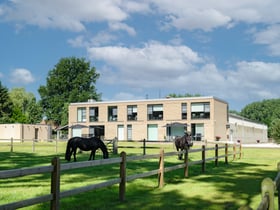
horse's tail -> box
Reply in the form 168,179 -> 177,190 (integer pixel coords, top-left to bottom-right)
65,138 -> 72,161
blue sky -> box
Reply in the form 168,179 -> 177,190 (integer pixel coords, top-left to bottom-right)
1,0 -> 280,111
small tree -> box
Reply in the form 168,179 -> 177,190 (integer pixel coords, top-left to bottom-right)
270,119 -> 280,143
0,81 -> 13,123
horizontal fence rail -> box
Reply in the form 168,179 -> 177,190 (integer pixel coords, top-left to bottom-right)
0,143 -> 241,210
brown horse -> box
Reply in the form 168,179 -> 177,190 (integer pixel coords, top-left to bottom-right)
174,133 -> 193,160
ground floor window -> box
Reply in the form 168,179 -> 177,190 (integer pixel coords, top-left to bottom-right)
191,123 -> 204,141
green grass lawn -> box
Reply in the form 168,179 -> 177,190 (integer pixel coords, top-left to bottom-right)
0,141 -> 279,210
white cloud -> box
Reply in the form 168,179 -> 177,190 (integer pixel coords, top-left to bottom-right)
109,22 -> 136,36
152,0 -> 280,31
0,0 -> 128,32
88,42 -> 203,88
253,24 -> 280,56
10,68 -> 35,85
89,42 -> 280,109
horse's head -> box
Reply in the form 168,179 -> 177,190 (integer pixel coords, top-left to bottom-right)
65,152 -> 71,161
103,151 -> 109,159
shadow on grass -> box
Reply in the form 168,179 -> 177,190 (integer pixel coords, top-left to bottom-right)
1,148 -> 279,209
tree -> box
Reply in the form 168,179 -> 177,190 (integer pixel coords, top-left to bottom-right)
167,93 -> 202,98
9,88 -> 42,123
271,119 -> 280,143
240,99 -> 280,137
38,57 -> 101,126
0,81 -> 13,123
27,98 -> 43,124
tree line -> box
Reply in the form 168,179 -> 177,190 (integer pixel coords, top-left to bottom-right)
0,57 -> 100,127
0,56 -> 280,142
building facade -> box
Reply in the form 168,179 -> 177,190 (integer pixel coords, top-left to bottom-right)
68,96 -> 229,141
228,114 -> 268,143
0,123 -> 52,141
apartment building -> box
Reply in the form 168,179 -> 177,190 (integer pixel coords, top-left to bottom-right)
68,96 -> 229,141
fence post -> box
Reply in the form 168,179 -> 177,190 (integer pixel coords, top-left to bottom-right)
261,178 -> 274,210
119,151 -> 126,201
10,137 -> 14,152
143,138 -> 146,155
233,144 -> 236,160
202,145 -> 206,173
215,144 -> 218,166
32,138 -> 35,152
184,148 -> 189,177
51,157 -> 60,210
225,144 -> 228,164
277,162 -> 280,208
239,143 -> 242,159
113,137 -> 118,155
158,149 -> 164,188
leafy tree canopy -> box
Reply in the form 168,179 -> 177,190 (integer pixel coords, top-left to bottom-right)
240,99 -> 280,137
9,88 -> 42,124
38,57 -> 101,126
0,81 -> 13,123
167,93 -> 202,98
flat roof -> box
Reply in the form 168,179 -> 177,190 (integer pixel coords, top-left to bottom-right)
70,96 -> 228,106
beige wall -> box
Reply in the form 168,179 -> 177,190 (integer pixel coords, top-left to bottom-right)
68,96 -> 229,141
0,124 -> 52,141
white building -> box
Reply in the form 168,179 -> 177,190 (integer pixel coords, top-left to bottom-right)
228,114 -> 268,143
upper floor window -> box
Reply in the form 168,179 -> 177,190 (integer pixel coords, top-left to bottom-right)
147,104 -> 163,120
77,107 -> 86,122
191,102 -> 210,119
127,105 -> 137,121
108,106 -> 118,121
181,103 -> 187,119
89,107 -> 99,122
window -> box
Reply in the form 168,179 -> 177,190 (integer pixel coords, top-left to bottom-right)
127,124 -> 132,140
89,107 -> 99,122
181,103 -> 187,119
108,106 -> 118,121
147,104 -> 163,120
191,102 -> 210,119
127,105 -> 137,121
77,107 -> 86,122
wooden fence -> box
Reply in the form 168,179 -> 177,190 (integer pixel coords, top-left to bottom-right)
0,143 -> 241,210
255,162 -> 280,210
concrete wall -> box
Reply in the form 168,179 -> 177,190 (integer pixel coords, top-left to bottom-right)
0,124 -> 52,141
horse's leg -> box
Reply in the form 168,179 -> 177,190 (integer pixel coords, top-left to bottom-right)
176,146 -> 181,160
89,150 -> 93,160
68,148 -> 73,161
73,148 -> 77,162
92,149 -> 96,160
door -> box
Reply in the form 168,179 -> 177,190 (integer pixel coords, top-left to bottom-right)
147,124 -> 158,141
118,125 -> 125,140
72,128 -> 82,137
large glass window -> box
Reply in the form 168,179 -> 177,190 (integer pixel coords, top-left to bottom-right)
181,103 -> 187,119
127,105 -> 137,121
89,107 -> 99,122
191,102 -> 210,119
77,107 -> 86,122
108,106 -> 118,121
147,104 -> 163,120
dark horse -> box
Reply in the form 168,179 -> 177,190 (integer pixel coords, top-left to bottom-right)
175,133 -> 193,160
65,136 -> 109,162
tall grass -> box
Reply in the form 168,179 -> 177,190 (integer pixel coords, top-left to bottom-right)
0,141 -> 279,210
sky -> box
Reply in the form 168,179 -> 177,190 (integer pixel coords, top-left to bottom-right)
1,0 -> 280,111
